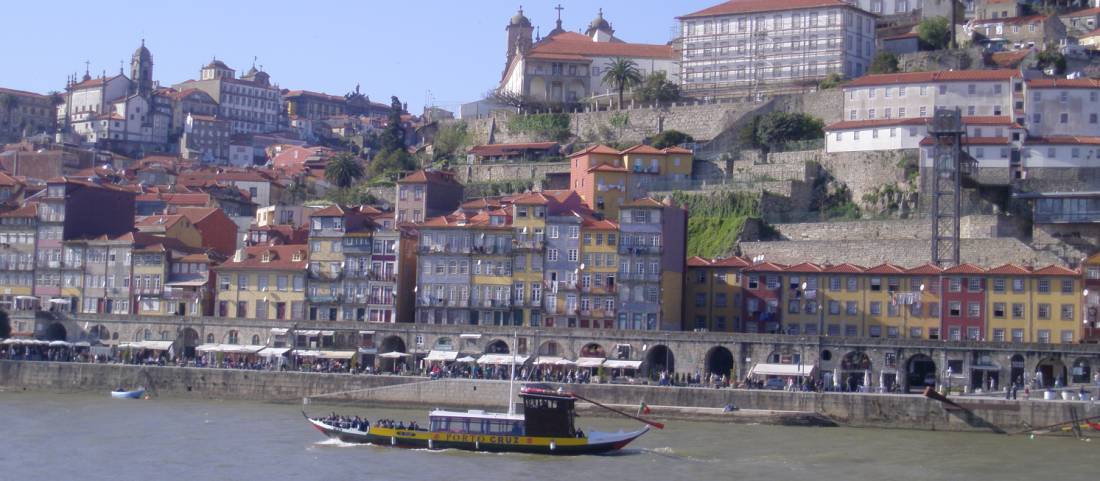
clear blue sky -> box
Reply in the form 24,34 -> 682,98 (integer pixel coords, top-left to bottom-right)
0,0 -> 717,114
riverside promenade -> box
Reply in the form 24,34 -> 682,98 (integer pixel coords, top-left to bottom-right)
3,360 -> 1097,434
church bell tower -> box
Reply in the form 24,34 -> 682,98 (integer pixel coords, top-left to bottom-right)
504,7 -> 533,79
130,39 -> 154,97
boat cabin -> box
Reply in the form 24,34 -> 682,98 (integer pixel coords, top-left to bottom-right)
519,386 -> 577,438
428,409 -> 525,435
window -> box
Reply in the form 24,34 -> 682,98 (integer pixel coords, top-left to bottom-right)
846,301 -> 858,315
1038,303 -> 1051,319
1011,303 -> 1024,319
869,301 -> 881,315
968,302 -> 980,318
949,301 -> 961,316
993,278 -> 1005,293
910,327 -> 923,339
1012,329 -> 1024,343
1061,304 -> 1074,321
993,302 -> 1005,318
1061,330 -> 1074,343
869,325 -> 882,337
967,327 -> 980,341
1038,329 -> 1051,343
1038,279 -> 1050,293
1060,279 -> 1074,294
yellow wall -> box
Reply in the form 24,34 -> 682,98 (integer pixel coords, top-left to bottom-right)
1031,275 -> 1080,343
216,269 -> 306,319
820,274 -> 866,337
986,275 -> 1031,342
580,227 -> 617,323
780,273 -> 823,333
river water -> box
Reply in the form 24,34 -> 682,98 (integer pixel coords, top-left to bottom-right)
1,391 -> 1095,481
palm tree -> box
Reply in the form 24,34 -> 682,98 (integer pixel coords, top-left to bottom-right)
601,58 -> 643,109
324,153 -> 364,189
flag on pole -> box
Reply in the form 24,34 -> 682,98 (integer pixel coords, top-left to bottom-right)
638,402 -> 651,415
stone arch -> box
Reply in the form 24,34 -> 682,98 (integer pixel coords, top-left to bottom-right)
904,353 -> 937,393
538,340 -> 563,357
206,333 -> 215,344
579,342 -> 606,358
89,324 -> 110,342
433,336 -> 455,351
178,328 -> 200,358
1036,356 -> 1068,388
1010,354 -> 1026,386
251,334 -> 261,345
705,346 -> 734,379
380,335 -> 408,373
485,339 -> 510,354
643,344 -> 675,380
1072,357 -> 1093,384
44,322 -> 67,341
226,330 -> 239,344
838,351 -> 872,391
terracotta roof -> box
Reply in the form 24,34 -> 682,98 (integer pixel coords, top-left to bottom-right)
468,142 -> 558,157
964,116 -> 1019,126
136,214 -> 185,230
713,256 -> 751,268
136,192 -> 211,205
986,263 -> 1032,275
679,0 -> 860,18
1031,264 -> 1079,276
825,117 -> 929,131
844,70 -> 1021,88
0,171 -> 23,188
661,146 -> 694,155
569,144 -> 622,158
746,261 -> 787,272
905,263 -> 943,275
784,262 -> 824,273
824,263 -> 866,273
511,192 -> 552,205
1083,26 -> 1100,37
942,263 -> 987,274
531,31 -> 673,60
919,136 -> 1010,146
460,198 -> 503,209
587,163 -> 628,173
972,14 -> 1048,26
687,256 -> 713,267
882,32 -> 919,41
619,144 -> 665,155
1026,78 -> 1100,89
0,87 -> 48,99
311,204 -> 350,217
398,169 -> 461,185
0,203 -> 36,218
70,74 -> 125,90
1024,136 -> 1100,145
864,263 -> 907,274
1065,7 -> 1100,17
175,207 -> 221,224
179,252 -> 217,263
581,216 -> 618,230
216,245 -> 308,271
989,49 -> 1033,69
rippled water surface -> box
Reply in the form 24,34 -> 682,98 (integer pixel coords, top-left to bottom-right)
1,391 -> 1096,481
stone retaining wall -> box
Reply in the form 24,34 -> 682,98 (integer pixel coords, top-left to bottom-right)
739,237 -> 1065,268
455,161 -> 570,184
774,215 -> 1027,242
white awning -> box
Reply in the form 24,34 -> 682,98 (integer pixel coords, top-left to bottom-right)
320,330 -> 335,336
195,343 -> 222,353
456,355 -> 477,363
534,356 -> 563,365
425,350 -> 459,362
48,298 -> 70,305
477,353 -> 528,365
603,359 -> 642,370
14,296 -> 37,301
48,340 -> 73,347
378,351 -> 410,359
120,340 -> 174,351
317,350 -> 356,360
575,357 -> 605,368
750,363 -> 815,377
195,343 -> 264,354
459,333 -> 482,339
258,347 -> 291,358
164,279 -> 207,287
269,328 -> 289,335
294,349 -> 322,357
298,330 -> 321,336
358,330 -> 375,335
554,358 -> 576,366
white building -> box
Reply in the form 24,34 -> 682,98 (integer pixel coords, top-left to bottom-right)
677,0 -> 876,98
175,60 -> 280,135
497,8 -> 677,104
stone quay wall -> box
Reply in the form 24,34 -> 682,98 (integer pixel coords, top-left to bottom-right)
2,361 -> 1095,433
773,215 -> 1026,242
454,161 -> 570,184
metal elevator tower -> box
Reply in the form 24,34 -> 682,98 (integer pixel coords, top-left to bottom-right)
929,108 -> 967,268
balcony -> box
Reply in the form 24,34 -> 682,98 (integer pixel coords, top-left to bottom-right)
512,240 -> 544,251
418,244 -> 470,254
134,287 -> 162,296
472,244 -> 510,255
308,294 -> 343,303
618,245 -> 662,256
308,270 -> 343,281
619,272 -> 660,282
162,287 -> 199,300
367,272 -> 398,282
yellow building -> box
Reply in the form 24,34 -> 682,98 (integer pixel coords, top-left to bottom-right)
580,214 -> 619,329
1030,265 -> 1081,344
469,210 -> 515,326
818,264 -> 867,337
903,264 -> 943,340
510,193 -> 550,328
860,264 -> 908,339
985,264 -> 1033,343
135,214 -> 203,249
215,245 -> 307,321
685,256 -> 748,332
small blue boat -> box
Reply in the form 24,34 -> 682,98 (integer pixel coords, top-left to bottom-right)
110,388 -> 145,399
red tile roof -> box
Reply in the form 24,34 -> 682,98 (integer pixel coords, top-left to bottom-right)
622,197 -> 665,208
864,263 -> 907,274
1032,264 -> 1079,276
989,49 -> 1033,69
531,31 -> 673,60
661,146 -> 694,155
679,0 -> 859,18
587,163 -> 628,173
824,263 -> 866,273
620,144 -> 665,155
882,32 -> 920,41
844,70 -> 1021,88
175,207 -> 221,224
0,203 -> 36,218
972,14 -> 1048,26
398,169 -> 461,185
1026,78 -> 1100,89
136,214 -> 186,230
569,144 -> 622,158
687,256 -> 713,267
746,261 -> 787,272
1024,136 -> 1100,145
825,117 -> 929,131
986,263 -> 1032,275
511,192 -> 552,205
713,256 -> 751,268
905,263 -> 944,275
942,263 -> 987,274
1065,7 -> 1100,17
216,245 -> 308,271
0,87 -> 48,99
784,262 -> 824,273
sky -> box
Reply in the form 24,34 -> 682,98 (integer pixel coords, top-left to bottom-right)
0,0 -> 718,114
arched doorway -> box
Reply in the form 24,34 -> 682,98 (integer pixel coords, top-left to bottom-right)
1010,354 -> 1026,386
380,335 -> 408,373
839,351 -> 872,392
89,324 -> 110,342
44,323 -> 67,341
1035,357 -> 1067,388
485,339 -> 509,354
579,343 -> 605,358
643,345 -> 675,382
180,328 -> 200,358
538,341 -> 562,357
705,346 -> 734,379
905,354 -> 937,393
1072,358 -> 1093,384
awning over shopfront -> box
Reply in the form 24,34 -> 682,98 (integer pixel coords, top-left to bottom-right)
750,363 -> 815,377
195,344 -> 264,354
298,330 -> 321,336
320,331 -> 335,336
164,279 -> 208,287
575,357 -> 605,368
378,351 -> 411,359
258,347 -> 291,358
534,356 -> 563,365
317,350 -> 356,360
477,354 -> 528,365
459,333 -> 482,339
269,328 -> 289,335
603,360 -> 642,370
119,340 -> 174,351
424,350 -> 459,362
456,356 -> 477,363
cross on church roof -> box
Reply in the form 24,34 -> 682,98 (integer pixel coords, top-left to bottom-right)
555,3 -> 564,21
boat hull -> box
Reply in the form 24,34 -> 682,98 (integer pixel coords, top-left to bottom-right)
306,418 -> 645,455
110,389 -> 144,399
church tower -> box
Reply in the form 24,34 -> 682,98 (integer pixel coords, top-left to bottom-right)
130,40 -> 153,97
504,7 -> 533,79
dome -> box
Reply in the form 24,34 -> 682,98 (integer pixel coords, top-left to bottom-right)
510,8 -> 531,27
245,66 -> 259,77
588,9 -> 611,32
133,40 -> 152,60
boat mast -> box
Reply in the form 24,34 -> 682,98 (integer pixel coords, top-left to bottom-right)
508,330 -> 517,415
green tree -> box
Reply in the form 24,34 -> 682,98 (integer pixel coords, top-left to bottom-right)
869,51 -> 900,74
432,121 -> 470,163
633,71 -> 681,104
601,57 -> 643,109
1037,46 -> 1067,75
368,147 -> 416,179
324,152 -> 365,189
917,17 -> 950,50
748,112 -> 824,151
0,309 -> 9,339
818,73 -> 843,90
650,130 -> 694,149
379,96 -> 406,154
